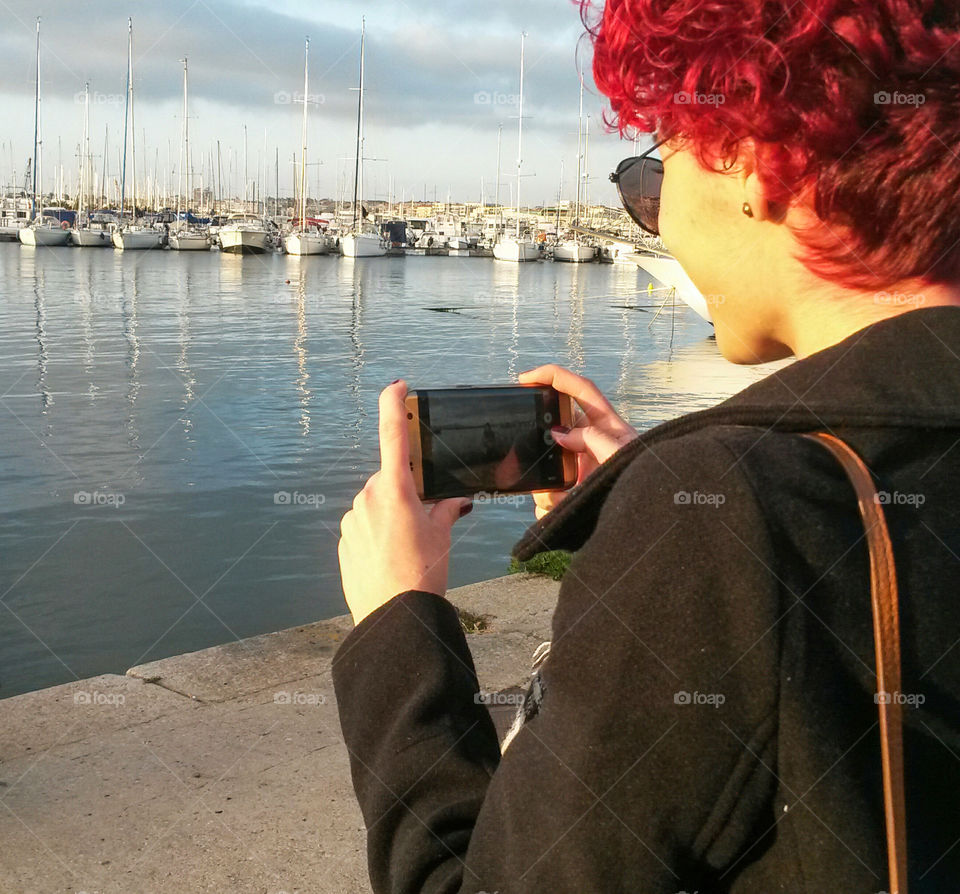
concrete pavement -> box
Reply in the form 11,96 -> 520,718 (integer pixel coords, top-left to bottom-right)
0,574 -> 560,894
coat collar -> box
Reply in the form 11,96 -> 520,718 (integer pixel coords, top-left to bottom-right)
512,306 -> 960,561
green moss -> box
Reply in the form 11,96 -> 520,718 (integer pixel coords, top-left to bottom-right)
458,609 -> 492,634
507,550 -> 573,581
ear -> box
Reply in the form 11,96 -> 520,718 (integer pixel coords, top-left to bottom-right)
738,139 -> 787,224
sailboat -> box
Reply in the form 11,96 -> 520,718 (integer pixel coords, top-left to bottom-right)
340,18 -> 387,258
285,38 -> 332,256
493,32 -> 539,263
169,58 -> 210,251
631,251 -> 713,323
113,19 -> 163,251
19,18 -> 71,247
71,83 -> 111,246
554,77 -> 597,263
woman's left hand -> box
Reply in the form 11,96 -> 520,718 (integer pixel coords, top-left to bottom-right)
338,380 -> 473,626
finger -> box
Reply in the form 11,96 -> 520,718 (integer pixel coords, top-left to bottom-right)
378,380 -> 413,485
533,490 -> 561,517
519,365 -> 615,421
517,365 -> 556,385
429,497 -> 473,528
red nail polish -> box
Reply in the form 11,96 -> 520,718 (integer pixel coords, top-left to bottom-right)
459,502 -> 474,518
390,379 -> 401,385
551,425 -> 570,435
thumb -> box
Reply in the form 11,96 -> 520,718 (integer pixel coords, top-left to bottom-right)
430,497 -> 474,528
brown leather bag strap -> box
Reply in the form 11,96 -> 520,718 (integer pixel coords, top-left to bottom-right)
803,432 -> 908,894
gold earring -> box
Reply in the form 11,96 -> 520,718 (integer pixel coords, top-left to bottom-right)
742,202 -> 754,218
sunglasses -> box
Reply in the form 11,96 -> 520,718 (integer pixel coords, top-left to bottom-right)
609,135 -> 668,236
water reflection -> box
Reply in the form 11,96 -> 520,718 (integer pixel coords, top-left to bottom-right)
32,260 -> 54,414
120,263 -> 142,450
294,270 -> 311,437
490,261 -> 522,380
341,259 -> 368,442
176,268 -> 196,440
218,252 -> 245,297
78,259 -> 98,402
565,269 -> 585,374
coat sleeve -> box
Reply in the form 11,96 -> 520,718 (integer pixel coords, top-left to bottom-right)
332,432 -> 785,893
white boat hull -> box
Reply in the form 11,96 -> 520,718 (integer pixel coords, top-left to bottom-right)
169,231 -> 211,251
554,241 -> 597,263
284,232 -> 331,256
340,232 -> 387,257
70,228 -> 113,247
493,237 -> 539,262
219,227 -> 271,254
631,252 -> 713,324
447,237 -> 470,251
112,228 -> 163,251
19,225 -> 71,246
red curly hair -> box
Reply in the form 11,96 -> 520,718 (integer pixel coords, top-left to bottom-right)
581,0 -> 960,289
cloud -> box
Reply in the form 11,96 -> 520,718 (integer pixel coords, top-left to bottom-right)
3,0 -> 635,203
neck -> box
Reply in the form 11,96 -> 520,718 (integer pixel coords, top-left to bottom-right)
782,279 -> 960,359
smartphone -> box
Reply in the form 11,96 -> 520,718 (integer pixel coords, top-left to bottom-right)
405,385 -> 578,501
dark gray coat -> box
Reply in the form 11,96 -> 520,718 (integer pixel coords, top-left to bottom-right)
333,306 -> 960,893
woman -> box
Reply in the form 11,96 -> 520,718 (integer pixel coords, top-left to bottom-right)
334,0 -> 960,890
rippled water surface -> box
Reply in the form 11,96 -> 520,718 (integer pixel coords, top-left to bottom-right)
0,244 -> 783,696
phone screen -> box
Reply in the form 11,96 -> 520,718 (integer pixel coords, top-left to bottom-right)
415,386 -> 569,500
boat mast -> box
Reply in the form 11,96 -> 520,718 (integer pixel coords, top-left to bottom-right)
120,18 -> 131,219
584,113 -> 590,223
351,18 -> 365,233
78,82 -> 90,221
31,17 -> 39,221
176,59 -> 186,223
555,159 -> 563,234
514,32 -> 526,241
131,22 -> 138,220
575,75 -> 583,230
495,122 -> 502,232
299,37 -> 309,236
184,57 -> 191,218
101,125 -> 108,207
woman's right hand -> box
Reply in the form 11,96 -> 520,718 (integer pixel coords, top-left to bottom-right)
518,365 -> 639,520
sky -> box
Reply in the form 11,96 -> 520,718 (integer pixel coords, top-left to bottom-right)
0,0 -> 650,207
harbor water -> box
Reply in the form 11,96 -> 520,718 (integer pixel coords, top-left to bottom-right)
0,244 -> 780,697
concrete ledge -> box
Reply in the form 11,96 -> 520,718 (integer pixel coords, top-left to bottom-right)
0,574 -> 560,893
